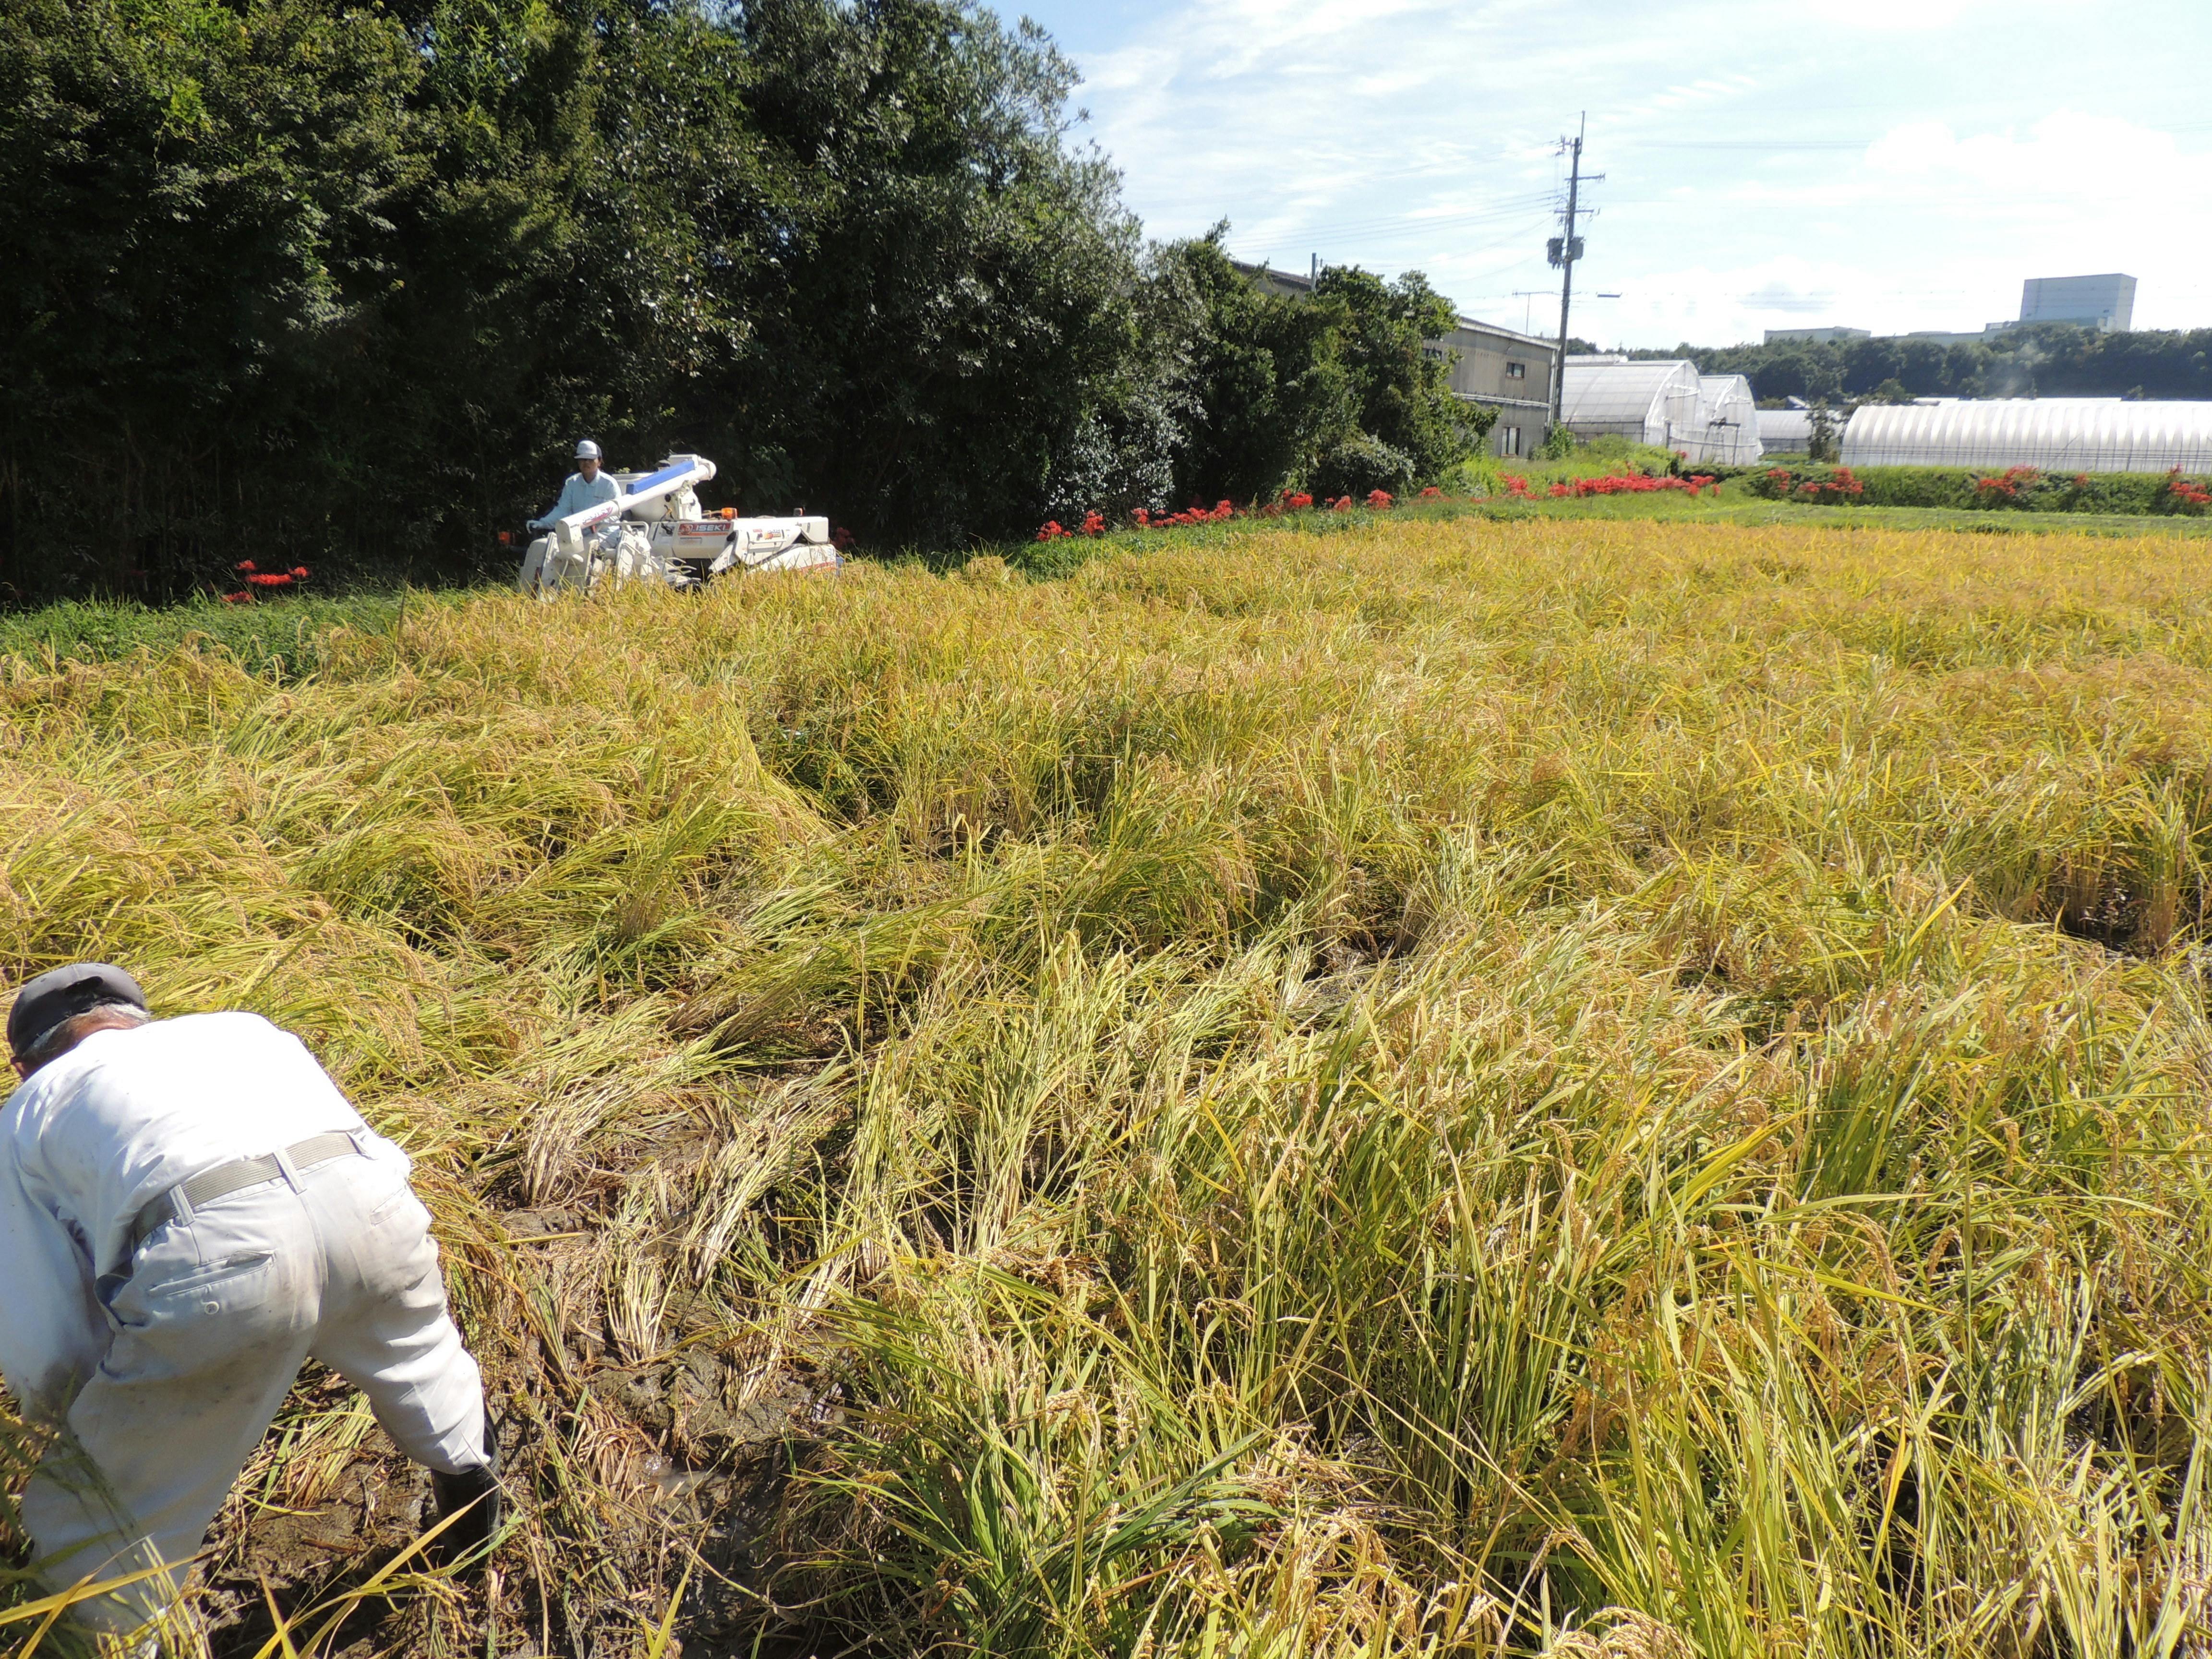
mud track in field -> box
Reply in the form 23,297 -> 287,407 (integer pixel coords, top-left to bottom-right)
198,1200 -> 834,1659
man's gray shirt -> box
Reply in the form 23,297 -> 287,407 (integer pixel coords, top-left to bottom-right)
533,469 -> 622,528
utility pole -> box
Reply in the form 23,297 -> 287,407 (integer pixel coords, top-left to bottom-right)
1548,115 -> 1599,433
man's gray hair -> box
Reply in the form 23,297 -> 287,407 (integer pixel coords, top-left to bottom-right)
21,1001 -> 151,1064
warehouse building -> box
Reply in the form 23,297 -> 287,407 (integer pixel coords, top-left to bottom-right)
2018,274 -> 2136,333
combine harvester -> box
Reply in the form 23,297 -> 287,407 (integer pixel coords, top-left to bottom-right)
518,452 -> 837,596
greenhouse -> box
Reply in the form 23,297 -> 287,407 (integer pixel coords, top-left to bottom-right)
1841,398 -> 2212,472
1559,358 -> 1705,454
1756,408 -> 1816,449
1695,374 -> 1764,464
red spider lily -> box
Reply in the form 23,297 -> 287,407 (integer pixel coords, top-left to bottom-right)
1284,492 -> 1313,510
225,562 -> 311,598
1419,486 -> 1443,499
1330,496 -> 1354,512
1081,511 -> 1106,536
1366,490 -> 1394,509
1548,473 -> 1719,500
831,525 -> 855,551
1035,520 -> 1070,541
1502,474 -> 1531,497
1973,465 -> 2040,501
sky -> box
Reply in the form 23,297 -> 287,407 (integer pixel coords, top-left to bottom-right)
996,0 -> 2212,349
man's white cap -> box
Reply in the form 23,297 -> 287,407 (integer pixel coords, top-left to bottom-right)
576,439 -> 601,461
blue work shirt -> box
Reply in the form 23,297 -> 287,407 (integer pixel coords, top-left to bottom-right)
532,468 -> 623,528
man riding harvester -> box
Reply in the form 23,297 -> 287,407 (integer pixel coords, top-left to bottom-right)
517,441 -> 838,596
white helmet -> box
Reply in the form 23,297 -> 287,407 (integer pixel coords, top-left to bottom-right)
575,439 -> 601,461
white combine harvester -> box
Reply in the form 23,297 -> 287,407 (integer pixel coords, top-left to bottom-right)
518,452 -> 837,596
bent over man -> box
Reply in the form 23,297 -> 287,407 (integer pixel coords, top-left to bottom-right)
0,964 -> 501,1643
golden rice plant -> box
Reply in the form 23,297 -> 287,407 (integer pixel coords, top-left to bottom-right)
3,514 -> 2212,1657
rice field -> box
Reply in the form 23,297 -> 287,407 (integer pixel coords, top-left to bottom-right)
6,514 -> 2212,1658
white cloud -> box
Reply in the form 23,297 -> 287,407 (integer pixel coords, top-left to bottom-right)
1025,0 -> 2212,342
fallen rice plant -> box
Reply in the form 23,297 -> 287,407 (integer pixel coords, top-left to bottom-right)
4,515 -> 2212,1657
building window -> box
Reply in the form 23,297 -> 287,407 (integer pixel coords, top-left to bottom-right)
1505,361 -> 1527,379
1501,425 -> 1522,457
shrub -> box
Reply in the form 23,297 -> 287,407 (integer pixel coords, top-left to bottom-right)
1747,465 -> 1866,504
2155,468 -> 2212,514
1743,464 -> 2209,515
1311,432 -> 1417,501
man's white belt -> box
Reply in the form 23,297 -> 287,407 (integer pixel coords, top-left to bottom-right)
129,1131 -> 366,1253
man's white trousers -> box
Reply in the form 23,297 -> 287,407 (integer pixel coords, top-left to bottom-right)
22,1141 -> 487,1635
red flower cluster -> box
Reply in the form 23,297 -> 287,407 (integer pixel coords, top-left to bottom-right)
1974,465 -> 2041,501
1419,486 -> 1443,499
222,561 -> 311,602
1366,490 -> 1395,509
1034,510 -> 1112,541
1765,466 -> 1863,503
1547,473 -> 1719,499
2164,469 -> 2212,511
1502,474 -> 1533,498
1133,500 -> 1236,530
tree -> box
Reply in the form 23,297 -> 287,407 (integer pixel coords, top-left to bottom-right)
724,0 -> 1171,546
0,0 -> 1182,595
1310,265 -> 1477,494
1155,236 -> 1479,506
1155,233 -> 1354,506
0,0 -> 426,593
1808,403 -> 1839,463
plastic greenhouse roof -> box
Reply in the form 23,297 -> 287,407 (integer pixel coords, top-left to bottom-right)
1842,398 -> 2212,471
1560,360 -> 1701,426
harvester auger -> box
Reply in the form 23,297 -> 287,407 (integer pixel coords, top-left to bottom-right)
517,452 -> 838,597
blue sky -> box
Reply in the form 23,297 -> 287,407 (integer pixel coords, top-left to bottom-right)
998,0 -> 2212,348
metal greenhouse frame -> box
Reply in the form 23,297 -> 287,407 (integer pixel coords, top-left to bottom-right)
1695,374 -> 1764,465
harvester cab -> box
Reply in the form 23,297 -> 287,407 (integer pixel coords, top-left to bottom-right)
519,452 -> 838,597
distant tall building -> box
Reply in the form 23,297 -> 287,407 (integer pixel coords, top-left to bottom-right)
2019,274 -> 2135,332
1763,326 -> 1873,345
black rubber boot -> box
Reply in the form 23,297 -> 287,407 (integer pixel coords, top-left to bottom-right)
425,1418 -> 502,1571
